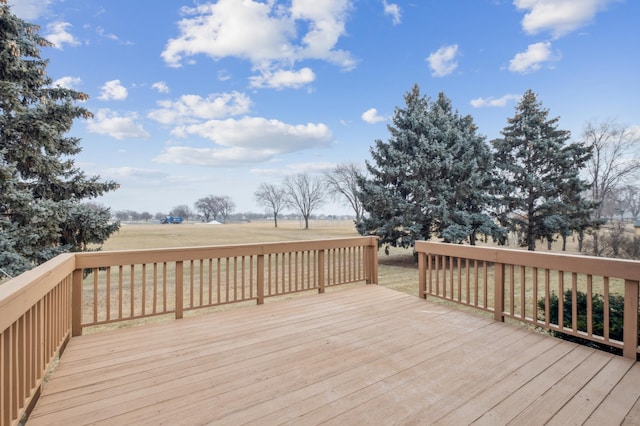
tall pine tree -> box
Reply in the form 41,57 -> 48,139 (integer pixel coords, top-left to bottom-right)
426,93 -> 500,245
492,90 -> 594,251
0,2 -> 119,275
357,84 -> 499,251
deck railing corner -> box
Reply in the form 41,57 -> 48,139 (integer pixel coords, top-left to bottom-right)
1,237 -> 378,426
415,241 -> 640,361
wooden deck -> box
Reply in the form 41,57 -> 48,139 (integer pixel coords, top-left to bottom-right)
27,285 -> 640,425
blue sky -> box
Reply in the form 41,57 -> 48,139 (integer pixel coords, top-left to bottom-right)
10,0 -> 640,216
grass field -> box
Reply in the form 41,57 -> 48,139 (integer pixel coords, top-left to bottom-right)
101,220 -> 362,250
99,220 -> 420,296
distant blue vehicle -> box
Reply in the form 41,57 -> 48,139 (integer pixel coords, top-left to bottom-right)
161,216 -> 183,224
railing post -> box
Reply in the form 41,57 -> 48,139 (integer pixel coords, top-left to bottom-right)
418,252 -> 427,299
317,250 -> 325,294
494,262 -> 505,322
365,238 -> 378,284
372,239 -> 378,284
364,242 -> 371,284
72,269 -> 83,336
175,261 -> 183,319
623,279 -> 639,360
257,254 -> 265,305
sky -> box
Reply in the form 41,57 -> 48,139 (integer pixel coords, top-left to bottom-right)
9,0 -> 640,217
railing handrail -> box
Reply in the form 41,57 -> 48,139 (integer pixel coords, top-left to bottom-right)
0,253 -> 75,333
74,237 -> 377,268
415,241 -> 640,280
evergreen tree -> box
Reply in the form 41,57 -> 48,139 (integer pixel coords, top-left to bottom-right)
426,93 -> 501,245
0,152 -> 33,275
0,2 -> 119,274
492,90 -> 593,251
357,84 -> 499,251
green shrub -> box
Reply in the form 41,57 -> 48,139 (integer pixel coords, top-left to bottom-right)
537,290 -> 624,353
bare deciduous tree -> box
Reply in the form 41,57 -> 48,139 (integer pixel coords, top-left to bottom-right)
283,173 -> 325,229
217,196 -> 235,223
583,119 -> 640,254
620,185 -> 640,221
195,195 -> 235,223
324,162 -> 365,223
254,183 -> 286,227
195,196 -> 217,222
170,204 -> 193,220
584,119 -> 640,218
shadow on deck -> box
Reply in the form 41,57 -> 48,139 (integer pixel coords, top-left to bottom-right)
28,285 -> 640,425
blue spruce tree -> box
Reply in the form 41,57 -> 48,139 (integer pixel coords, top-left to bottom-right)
357,84 -> 500,252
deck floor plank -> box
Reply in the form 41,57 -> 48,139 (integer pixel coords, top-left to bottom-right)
291,329 -> 548,425
235,323 -> 523,426
623,396 -> 640,425
502,350 -> 615,425
27,285 -> 640,425
467,345 -> 592,425
40,290 -> 417,396
585,362 -> 640,425
382,337 -> 573,426
547,356 -> 635,425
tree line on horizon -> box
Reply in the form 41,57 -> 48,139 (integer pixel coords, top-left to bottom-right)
1,3 -> 639,278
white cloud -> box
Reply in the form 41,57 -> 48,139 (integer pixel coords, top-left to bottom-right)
52,76 -> 82,90
45,22 -> 80,49
96,27 -> 118,41
383,1 -> 401,25
218,70 -> 232,81
87,109 -> 150,140
470,94 -> 521,108
155,146 -> 274,166
103,167 -> 168,179
148,92 -> 251,125
162,1 -> 290,67
173,117 -> 332,148
361,108 -> 386,123
289,0 -> 355,68
151,81 -> 170,93
427,44 -> 459,77
95,27 -> 133,45
514,0 -> 618,38
284,162 -> 336,173
8,0 -> 53,20
627,125 -> 640,141
161,0 -> 355,85
98,80 -> 128,101
508,41 -> 559,73
157,117 -> 332,167
251,162 -> 336,177
249,67 -> 316,89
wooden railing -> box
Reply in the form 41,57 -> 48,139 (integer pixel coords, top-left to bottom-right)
73,238 -> 378,330
0,254 -> 75,426
0,237 -> 378,426
416,241 -> 640,360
